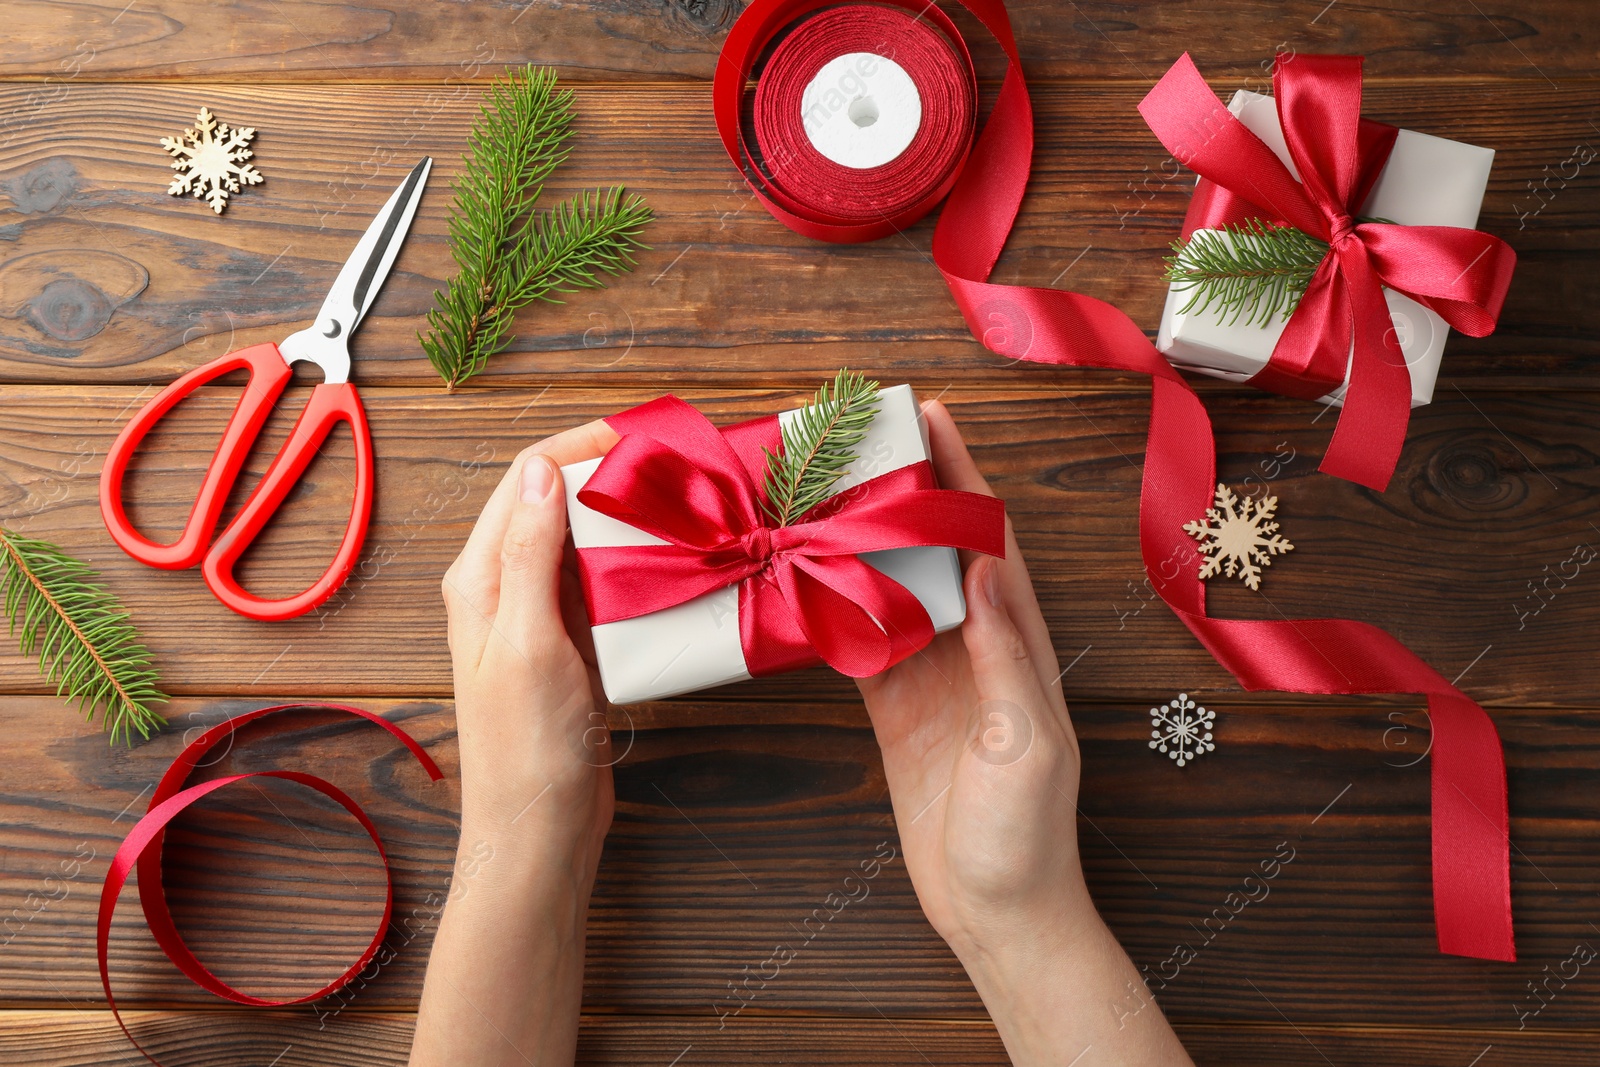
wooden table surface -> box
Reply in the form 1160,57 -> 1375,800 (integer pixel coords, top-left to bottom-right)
1,1 -> 1597,1064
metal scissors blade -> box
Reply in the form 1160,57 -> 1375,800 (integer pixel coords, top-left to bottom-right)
281,157 -> 432,382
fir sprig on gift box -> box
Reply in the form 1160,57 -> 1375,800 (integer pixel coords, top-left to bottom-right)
420,65 -> 653,391
762,370 -> 882,527
0,528 -> 166,745
1163,217 -> 1391,328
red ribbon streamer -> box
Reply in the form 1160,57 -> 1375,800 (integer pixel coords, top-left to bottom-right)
715,0 -> 1516,961
575,395 -> 1008,679
99,703 -> 444,1064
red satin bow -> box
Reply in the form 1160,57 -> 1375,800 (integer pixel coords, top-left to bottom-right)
716,0 -> 1516,964
575,395 -> 1007,679
1142,54 -> 1516,491
99,703 -> 443,1066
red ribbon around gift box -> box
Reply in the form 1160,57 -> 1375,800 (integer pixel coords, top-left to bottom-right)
1144,54 -> 1516,490
99,704 -> 442,1066
716,0 -> 1518,961
574,395 -> 1007,680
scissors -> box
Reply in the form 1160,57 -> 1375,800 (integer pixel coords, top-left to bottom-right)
100,158 -> 432,622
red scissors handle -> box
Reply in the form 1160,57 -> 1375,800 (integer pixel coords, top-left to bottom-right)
101,344 -> 293,570
201,380 -> 374,621
100,341 -> 375,622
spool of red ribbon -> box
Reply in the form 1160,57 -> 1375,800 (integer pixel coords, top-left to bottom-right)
747,4 -> 975,231
716,0 -> 1516,962
98,704 -> 443,1065
718,0 -> 988,243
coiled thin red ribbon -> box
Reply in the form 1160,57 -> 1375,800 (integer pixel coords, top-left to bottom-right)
715,0 -> 1516,960
99,703 -> 444,1064
575,395 -> 1007,679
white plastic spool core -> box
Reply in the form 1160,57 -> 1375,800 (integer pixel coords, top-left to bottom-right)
800,52 -> 921,169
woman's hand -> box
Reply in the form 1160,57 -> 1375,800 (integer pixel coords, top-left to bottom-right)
441,419 -> 618,855
858,401 -> 1193,1067
857,399 -> 1087,951
411,420 -> 619,1067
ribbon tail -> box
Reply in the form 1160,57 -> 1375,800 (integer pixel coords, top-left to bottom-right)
751,559 -> 891,677
739,567 -> 827,677
1318,247 -> 1412,491
779,555 -> 933,677
1431,692 -> 1515,962
1182,611 -> 1515,962
1248,256 -> 1353,403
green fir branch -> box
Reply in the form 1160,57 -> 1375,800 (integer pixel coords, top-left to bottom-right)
1163,219 -> 1329,327
761,370 -> 882,527
1163,217 -> 1394,328
419,65 -> 653,391
0,528 -> 166,745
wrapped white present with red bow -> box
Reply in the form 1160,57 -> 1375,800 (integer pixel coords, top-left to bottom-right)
561,385 -> 1006,704
1141,55 -> 1516,490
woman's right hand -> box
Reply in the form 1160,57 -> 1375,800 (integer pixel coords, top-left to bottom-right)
857,400 -> 1193,1067
856,399 -> 1091,956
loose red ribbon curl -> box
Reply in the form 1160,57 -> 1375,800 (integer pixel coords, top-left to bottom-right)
99,703 -> 444,1065
716,0 -> 1516,961
575,395 -> 1007,679
1143,53 -> 1517,491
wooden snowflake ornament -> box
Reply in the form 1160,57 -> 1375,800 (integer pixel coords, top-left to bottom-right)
1150,693 -> 1215,766
161,107 -> 262,214
1183,482 -> 1294,590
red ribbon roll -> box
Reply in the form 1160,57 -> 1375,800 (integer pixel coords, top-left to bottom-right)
99,703 -> 444,1065
751,5 -> 975,228
717,0 -> 981,242
715,0 -> 1516,961
576,396 -> 1008,679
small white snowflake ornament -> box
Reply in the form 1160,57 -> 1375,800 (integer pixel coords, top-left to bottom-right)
1183,482 -> 1294,591
161,107 -> 263,214
1150,693 -> 1215,766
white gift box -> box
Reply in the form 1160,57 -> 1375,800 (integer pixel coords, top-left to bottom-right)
563,385 -> 967,704
1156,89 -> 1495,407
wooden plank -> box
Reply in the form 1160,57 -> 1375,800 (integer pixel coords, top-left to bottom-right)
0,384 -> 1596,704
0,82 -> 1591,388
0,1011 -> 975,1066
1,0 -> 1597,82
2,695 -> 1599,1028
1176,1025 -> 1600,1065
4,1010 -> 1597,1066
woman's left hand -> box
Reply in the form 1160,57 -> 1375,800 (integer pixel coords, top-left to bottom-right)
412,418 -> 620,1067
441,419 -> 619,856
